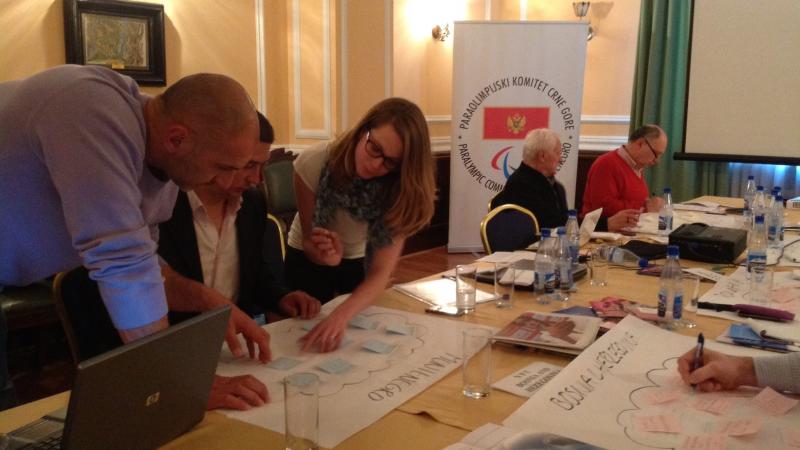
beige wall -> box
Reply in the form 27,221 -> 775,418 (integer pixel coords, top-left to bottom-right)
0,0 -> 639,148
0,1 -> 259,100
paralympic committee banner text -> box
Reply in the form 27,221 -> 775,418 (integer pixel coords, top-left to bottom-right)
448,22 -> 587,252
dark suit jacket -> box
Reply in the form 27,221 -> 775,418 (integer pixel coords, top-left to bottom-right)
491,163 -> 609,231
158,189 -> 290,318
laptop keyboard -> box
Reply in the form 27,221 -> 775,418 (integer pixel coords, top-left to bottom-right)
26,435 -> 61,449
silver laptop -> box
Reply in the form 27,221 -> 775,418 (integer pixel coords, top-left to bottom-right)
5,306 -> 231,450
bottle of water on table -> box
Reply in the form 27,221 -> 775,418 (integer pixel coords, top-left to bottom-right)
565,210 -> 580,266
657,245 -> 684,328
657,187 -> 673,236
743,175 -> 756,223
748,215 -> 771,304
555,227 -> 573,301
534,228 -> 555,303
768,193 -> 784,248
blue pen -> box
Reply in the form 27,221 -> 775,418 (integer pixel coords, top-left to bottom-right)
690,333 -> 705,391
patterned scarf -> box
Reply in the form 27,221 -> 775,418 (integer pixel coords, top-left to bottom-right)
312,165 -> 394,266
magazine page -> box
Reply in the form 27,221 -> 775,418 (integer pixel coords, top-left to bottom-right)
493,312 -> 602,350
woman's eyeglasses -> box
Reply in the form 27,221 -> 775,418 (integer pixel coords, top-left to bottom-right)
364,130 -> 401,172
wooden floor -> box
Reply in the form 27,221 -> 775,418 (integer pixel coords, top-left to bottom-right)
6,246 -> 479,408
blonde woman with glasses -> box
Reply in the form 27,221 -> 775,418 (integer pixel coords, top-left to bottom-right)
285,98 -> 436,352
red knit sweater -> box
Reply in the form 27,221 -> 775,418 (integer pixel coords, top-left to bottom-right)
580,150 -> 649,218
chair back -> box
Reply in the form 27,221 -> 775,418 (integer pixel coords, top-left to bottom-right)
262,149 -> 297,231
53,268 -> 123,366
266,213 -> 286,261
480,204 -> 540,254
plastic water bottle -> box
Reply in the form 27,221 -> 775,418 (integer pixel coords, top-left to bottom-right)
609,247 -> 642,268
555,227 -> 573,300
751,186 -> 766,229
565,210 -> 581,266
657,187 -> 673,236
747,215 -> 767,274
749,215 -> 770,304
657,245 -> 684,323
743,175 -> 756,222
534,228 -> 556,297
768,194 -> 784,248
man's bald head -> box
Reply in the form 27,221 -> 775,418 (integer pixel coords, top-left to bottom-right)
146,74 -> 258,191
158,73 -> 256,146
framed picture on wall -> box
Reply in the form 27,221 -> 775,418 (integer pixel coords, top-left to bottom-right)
63,0 -> 166,86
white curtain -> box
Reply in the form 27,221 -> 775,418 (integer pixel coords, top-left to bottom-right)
727,163 -> 800,200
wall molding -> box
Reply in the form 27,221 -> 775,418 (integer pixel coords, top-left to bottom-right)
384,0 -> 393,97
578,135 -> 627,151
339,0 -> 348,129
425,115 -> 451,124
580,115 -> 630,125
292,0 -> 332,139
254,0 -> 266,114
421,114 -> 630,126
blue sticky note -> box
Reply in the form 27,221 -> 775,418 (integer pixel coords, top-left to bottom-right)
317,358 -> 353,374
362,339 -> 395,354
385,323 -> 414,336
266,357 -> 303,370
348,315 -> 378,330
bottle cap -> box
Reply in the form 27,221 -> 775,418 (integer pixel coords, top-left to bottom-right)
747,175 -> 754,180
755,215 -> 765,224
776,194 -> 783,201
663,187 -> 671,194
557,227 -> 566,235
667,245 -> 679,257
757,185 -> 764,191
541,228 -> 551,238
638,258 -> 649,269
568,209 -> 577,217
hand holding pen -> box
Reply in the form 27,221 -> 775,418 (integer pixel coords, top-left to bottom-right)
690,333 -> 705,391
677,346 -> 757,392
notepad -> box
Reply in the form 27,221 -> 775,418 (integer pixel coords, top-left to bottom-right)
349,315 -> 378,330
317,358 -> 353,374
362,339 -> 395,354
385,323 -> 414,336
266,357 -> 303,371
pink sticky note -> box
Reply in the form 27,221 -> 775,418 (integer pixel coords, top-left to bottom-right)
752,387 -> 799,415
678,434 -> 727,450
646,388 -> 683,405
717,417 -> 762,436
694,397 -> 735,415
634,414 -> 682,433
769,286 -> 799,304
784,428 -> 800,447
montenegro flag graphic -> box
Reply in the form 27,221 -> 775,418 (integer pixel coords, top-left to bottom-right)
483,107 -> 549,140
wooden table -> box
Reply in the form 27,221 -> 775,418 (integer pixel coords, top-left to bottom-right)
2,196 -> 795,449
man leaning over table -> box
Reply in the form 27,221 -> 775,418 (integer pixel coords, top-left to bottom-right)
491,128 -> 640,233
580,124 -> 668,222
157,113 -> 321,409
0,65 -> 272,409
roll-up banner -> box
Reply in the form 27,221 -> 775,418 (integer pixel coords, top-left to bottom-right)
449,21 -> 587,252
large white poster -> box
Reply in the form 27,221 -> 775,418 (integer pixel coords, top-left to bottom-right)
504,315 -> 798,450
216,298 -> 496,448
449,22 -> 587,252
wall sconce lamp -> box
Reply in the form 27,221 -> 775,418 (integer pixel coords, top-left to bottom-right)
432,23 -> 451,41
572,2 -> 594,41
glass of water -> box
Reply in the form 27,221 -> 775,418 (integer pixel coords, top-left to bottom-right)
455,264 -> 477,314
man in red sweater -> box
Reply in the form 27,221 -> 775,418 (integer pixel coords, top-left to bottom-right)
580,124 -> 668,220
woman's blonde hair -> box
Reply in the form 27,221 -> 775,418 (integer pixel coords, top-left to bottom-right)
327,98 -> 436,237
